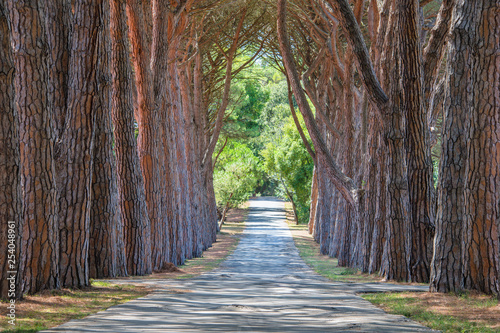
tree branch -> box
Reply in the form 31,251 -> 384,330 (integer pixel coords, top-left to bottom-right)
301,45 -> 342,139
201,9 -> 246,169
287,83 -> 316,161
212,136 -> 228,169
326,0 -> 388,111
277,0 -> 358,208
422,0 -> 454,103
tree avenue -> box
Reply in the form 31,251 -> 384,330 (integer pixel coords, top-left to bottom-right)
0,0 -> 498,300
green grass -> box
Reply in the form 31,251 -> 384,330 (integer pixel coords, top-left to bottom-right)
362,292 -> 499,333
290,223 -> 382,283
287,221 -> 499,333
1,282 -> 150,332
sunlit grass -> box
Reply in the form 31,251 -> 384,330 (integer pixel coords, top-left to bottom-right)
0,282 -> 150,332
286,214 -> 500,333
363,292 -> 499,333
290,223 -> 382,283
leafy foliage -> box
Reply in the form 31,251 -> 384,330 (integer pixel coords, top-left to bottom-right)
213,141 -> 261,209
214,61 -> 314,220
261,115 -> 314,223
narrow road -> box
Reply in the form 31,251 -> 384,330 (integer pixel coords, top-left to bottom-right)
45,197 -> 433,332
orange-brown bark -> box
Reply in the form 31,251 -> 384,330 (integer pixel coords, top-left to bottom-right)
89,1 -> 127,278
7,0 -> 60,294
56,0 -> 100,288
110,0 -> 152,276
0,2 -> 22,298
461,0 -> 499,295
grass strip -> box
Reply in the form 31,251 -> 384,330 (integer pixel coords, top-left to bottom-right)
0,282 -> 150,332
285,208 -> 499,333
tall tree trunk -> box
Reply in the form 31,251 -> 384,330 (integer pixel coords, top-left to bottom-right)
42,0 -> 70,138
318,170 -> 332,255
204,162 -> 219,247
338,49 -> 355,267
380,2 -> 412,280
89,0 -> 127,278
110,0 -> 151,276
127,0 -> 167,271
359,141 -> 378,272
461,0 -> 499,295
429,0 -> 470,293
179,63 -> 203,257
369,141 -> 387,274
399,0 -> 434,283
168,36 -> 192,264
0,2 -> 22,298
7,0 -> 60,294
308,166 -> 318,234
56,0 -> 100,288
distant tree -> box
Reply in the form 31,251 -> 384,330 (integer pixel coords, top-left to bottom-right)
262,115 -> 314,224
213,142 -> 261,227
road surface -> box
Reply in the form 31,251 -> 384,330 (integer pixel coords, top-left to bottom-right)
44,197 -> 434,332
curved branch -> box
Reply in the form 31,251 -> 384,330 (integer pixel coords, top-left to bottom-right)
326,0 -> 388,110
201,9 -> 246,169
287,84 -> 316,161
277,0 -> 358,208
422,0 -> 454,103
301,46 -> 342,139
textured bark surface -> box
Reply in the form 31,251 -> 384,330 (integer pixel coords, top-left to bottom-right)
7,0 -> 60,294
110,0 -> 152,276
89,1 -> 127,279
429,0 -> 469,293
128,0 -> 167,271
56,0 -> 100,288
369,143 -> 387,274
42,0 -> 70,137
148,0 -> 172,269
422,0 -> 455,107
380,0 -> 411,281
399,0 -> 434,283
461,0 -> 499,295
0,2 -> 22,298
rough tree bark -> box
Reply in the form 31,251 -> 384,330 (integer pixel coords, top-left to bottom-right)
461,0 -> 499,295
0,1 -> 22,298
110,0 -> 152,276
378,0 -> 411,281
399,0 -> 434,283
429,0 -> 469,293
56,0 -> 100,288
127,0 -> 167,271
89,0 -> 127,278
7,0 -> 60,294
42,0 -> 70,138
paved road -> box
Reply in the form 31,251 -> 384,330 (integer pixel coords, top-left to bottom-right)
44,197 -> 434,332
